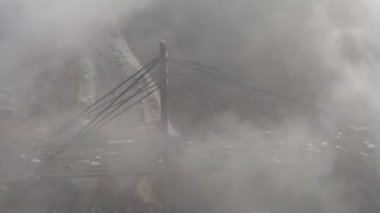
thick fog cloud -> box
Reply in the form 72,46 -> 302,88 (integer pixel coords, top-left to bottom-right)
123,0 -> 380,130
319,0 -> 380,127
1,0 -> 380,212
121,1 -> 380,213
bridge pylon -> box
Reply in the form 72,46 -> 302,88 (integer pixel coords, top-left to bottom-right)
159,39 -> 169,138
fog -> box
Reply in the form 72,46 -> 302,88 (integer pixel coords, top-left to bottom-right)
124,0 -> 380,129
1,0 -> 380,212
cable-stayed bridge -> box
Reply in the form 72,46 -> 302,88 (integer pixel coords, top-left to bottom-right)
0,40 -> 377,185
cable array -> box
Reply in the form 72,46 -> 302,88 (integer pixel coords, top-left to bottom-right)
169,58 -> 333,115
49,59 -> 160,159
170,57 -> 343,104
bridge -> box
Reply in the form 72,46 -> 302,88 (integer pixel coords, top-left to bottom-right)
1,39 -> 378,178
0,39 -> 378,212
